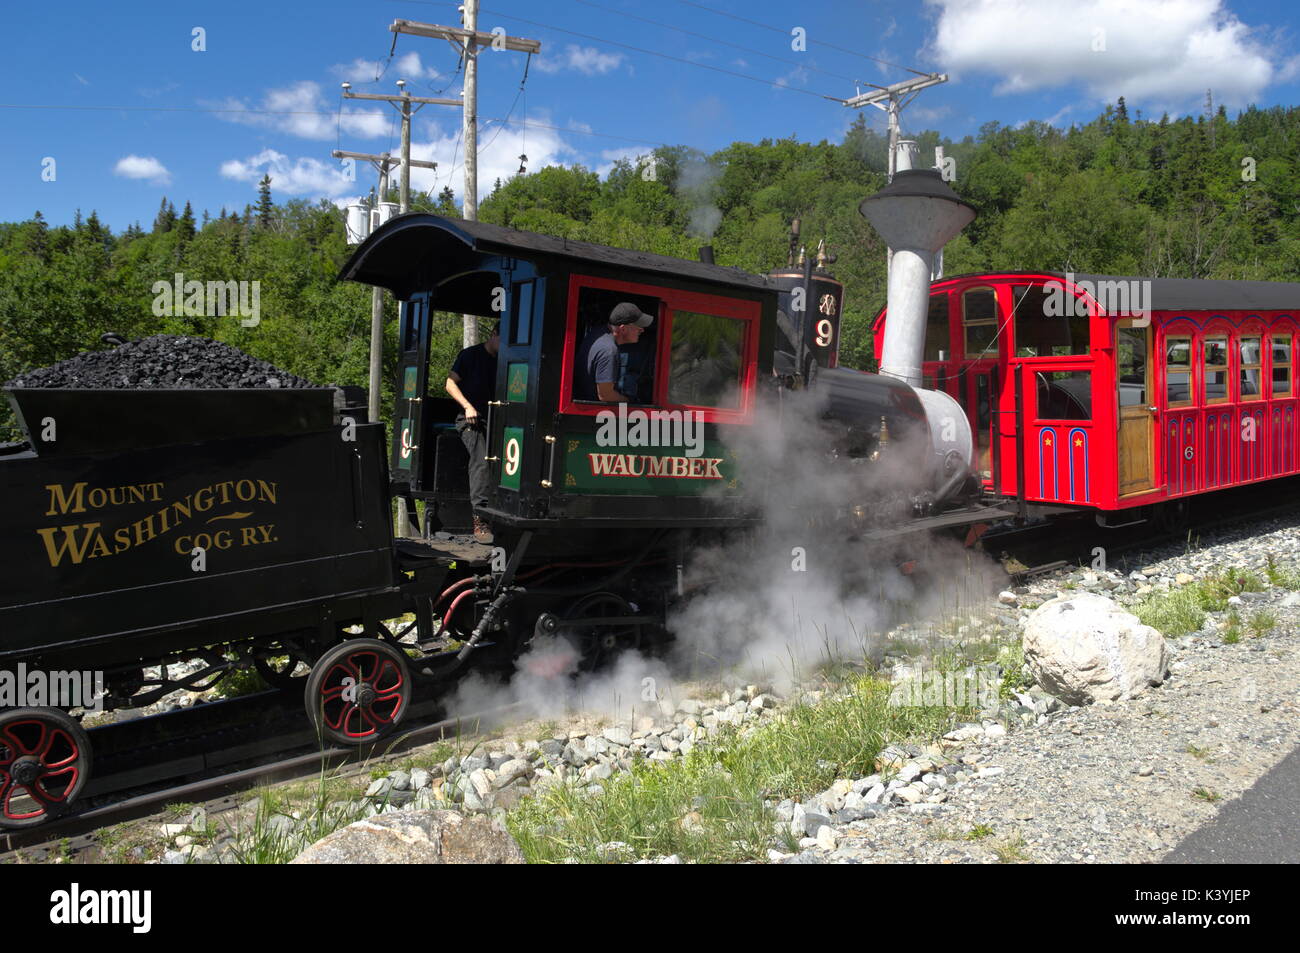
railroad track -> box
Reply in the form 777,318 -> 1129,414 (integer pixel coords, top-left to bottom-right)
981,478 -> 1300,584
1,700 -> 522,860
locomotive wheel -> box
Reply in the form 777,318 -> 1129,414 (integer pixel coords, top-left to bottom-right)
564,592 -> 642,672
0,708 -> 92,829
304,639 -> 411,746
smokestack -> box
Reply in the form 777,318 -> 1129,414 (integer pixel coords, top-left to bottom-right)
698,245 -> 715,265
859,170 -> 975,388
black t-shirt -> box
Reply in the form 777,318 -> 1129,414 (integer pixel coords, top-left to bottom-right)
450,343 -> 497,415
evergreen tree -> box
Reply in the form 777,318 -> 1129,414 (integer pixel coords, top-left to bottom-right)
153,197 -> 176,233
437,186 -> 457,215
256,175 -> 274,229
178,201 -> 196,241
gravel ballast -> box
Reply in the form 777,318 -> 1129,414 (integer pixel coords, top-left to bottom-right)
86,512 -> 1300,865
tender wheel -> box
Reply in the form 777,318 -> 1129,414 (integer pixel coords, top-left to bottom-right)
304,639 -> 411,746
564,592 -> 642,672
0,708 -> 92,829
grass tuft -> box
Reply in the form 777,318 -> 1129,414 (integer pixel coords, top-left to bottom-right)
506,675 -> 970,864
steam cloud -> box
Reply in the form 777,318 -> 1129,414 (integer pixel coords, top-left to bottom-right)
445,386 -> 1002,724
676,157 -> 724,240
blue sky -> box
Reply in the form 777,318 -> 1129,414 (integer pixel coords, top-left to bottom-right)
5,0 -> 1300,230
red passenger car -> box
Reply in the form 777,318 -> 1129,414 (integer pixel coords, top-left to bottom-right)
873,272 -> 1300,526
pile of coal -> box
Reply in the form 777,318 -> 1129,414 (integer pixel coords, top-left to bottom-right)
7,335 -> 317,389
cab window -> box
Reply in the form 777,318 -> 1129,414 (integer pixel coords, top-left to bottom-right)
668,311 -> 744,408
571,286 -> 660,404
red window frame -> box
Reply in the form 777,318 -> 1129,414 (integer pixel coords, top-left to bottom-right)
558,273 -> 761,424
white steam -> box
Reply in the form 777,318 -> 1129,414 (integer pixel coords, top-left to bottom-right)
445,385 -> 1002,723
676,157 -> 724,240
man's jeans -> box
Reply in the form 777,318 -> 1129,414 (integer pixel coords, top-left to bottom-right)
457,415 -> 489,510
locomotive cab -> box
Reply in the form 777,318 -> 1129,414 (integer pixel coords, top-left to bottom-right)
340,213 -> 782,542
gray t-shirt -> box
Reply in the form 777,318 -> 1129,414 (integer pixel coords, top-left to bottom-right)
577,329 -> 619,401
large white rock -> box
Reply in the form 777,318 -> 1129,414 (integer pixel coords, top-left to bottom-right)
291,810 -> 525,864
1022,593 -> 1168,705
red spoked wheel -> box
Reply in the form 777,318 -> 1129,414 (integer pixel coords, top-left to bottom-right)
0,708 -> 92,829
304,639 -> 411,746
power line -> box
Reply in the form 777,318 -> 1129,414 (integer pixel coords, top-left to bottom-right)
390,0 -> 845,101
477,53 -> 532,157
672,0 -> 932,77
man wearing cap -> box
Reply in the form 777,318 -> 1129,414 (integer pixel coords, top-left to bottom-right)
576,301 -> 653,402
446,322 -> 499,541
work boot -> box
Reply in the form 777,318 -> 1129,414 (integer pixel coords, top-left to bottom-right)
472,516 -> 492,543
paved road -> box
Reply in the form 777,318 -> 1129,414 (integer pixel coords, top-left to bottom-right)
1164,743 -> 1300,864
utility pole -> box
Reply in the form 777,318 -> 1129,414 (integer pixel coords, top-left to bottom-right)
341,82 -> 461,212
336,81 -> 453,428
399,80 -> 412,212
932,145 -> 946,281
844,73 -> 948,277
845,73 -> 948,182
332,144 -> 438,424
390,15 -> 540,346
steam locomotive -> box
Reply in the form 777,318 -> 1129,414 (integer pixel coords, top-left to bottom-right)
0,173 -> 998,828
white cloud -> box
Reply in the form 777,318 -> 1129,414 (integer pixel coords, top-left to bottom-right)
395,51 -> 438,80
219,148 -> 357,197
209,81 -> 388,140
332,57 -> 385,84
535,44 -> 624,75
404,113 -> 579,204
113,155 -> 171,186
331,51 -> 439,84
774,65 -> 810,89
595,146 -> 654,179
926,0 -> 1277,107
218,112 -> 584,204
